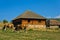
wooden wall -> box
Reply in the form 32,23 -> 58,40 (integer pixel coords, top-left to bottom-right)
12,19 -> 46,28
21,19 -> 46,26
12,19 -> 46,30
21,20 -> 28,26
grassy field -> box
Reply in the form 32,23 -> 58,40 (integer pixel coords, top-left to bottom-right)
0,29 -> 60,40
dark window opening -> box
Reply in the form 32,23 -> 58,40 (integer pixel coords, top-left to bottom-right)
28,20 -> 30,22
38,20 -> 41,22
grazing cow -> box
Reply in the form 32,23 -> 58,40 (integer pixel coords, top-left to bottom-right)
2,23 -> 15,31
2,23 -> 27,31
14,24 -> 27,31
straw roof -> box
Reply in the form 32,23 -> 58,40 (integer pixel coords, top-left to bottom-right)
50,19 -> 60,25
13,11 -> 46,20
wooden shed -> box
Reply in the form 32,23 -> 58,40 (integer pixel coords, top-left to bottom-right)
12,11 -> 46,29
51,20 -> 60,28
47,19 -> 60,28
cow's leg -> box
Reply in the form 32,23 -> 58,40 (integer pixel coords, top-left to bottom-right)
2,25 -> 7,31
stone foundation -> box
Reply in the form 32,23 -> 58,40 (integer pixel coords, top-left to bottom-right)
26,25 -> 46,30
50,26 -> 59,28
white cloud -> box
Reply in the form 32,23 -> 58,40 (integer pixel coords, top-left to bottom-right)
46,16 -> 52,18
55,15 -> 60,18
45,15 -> 60,18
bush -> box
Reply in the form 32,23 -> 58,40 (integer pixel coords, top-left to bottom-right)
3,19 -> 8,24
28,29 -> 33,31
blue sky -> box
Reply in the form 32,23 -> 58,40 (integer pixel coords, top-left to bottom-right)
0,0 -> 60,21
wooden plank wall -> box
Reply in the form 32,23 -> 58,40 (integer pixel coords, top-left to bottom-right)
21,19 -> 46,26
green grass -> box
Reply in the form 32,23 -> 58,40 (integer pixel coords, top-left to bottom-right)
0,29 -> 60,40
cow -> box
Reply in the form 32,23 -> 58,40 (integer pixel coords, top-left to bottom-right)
2,23 -> 15,31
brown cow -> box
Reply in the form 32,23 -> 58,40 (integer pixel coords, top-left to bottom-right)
2,23 -> 15,31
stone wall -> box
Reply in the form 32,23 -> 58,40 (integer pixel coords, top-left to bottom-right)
26,24 -> 46,30
50,26 -> 59,29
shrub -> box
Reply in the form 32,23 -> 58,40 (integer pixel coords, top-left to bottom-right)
3,19 -> 8,24
28,29 -> 33,31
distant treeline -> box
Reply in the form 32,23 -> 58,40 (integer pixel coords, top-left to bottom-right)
0,19 -> 12,23
47,18 -> 60,22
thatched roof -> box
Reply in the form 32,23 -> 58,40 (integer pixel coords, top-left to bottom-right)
13,11 -> 46,20
50,20 -> 60,25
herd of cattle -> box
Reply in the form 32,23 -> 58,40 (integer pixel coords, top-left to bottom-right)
2,23 -> 26,31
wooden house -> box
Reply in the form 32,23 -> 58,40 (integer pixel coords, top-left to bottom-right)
12,11 -> 46,29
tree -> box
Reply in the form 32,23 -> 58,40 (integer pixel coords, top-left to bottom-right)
3,19 -> 8,24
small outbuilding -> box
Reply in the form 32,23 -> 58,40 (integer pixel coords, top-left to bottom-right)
50,20 -> 60,28
47,19 -> 60,28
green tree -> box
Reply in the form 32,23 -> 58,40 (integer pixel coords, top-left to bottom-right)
3,19 -> 8,24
